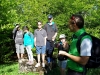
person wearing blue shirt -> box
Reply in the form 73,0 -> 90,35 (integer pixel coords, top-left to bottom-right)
23,26 -> 34,65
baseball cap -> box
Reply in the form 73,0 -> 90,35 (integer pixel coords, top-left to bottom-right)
48,15 -> 53,19
59,34 -> 66,39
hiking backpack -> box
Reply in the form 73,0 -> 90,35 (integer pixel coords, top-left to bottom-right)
77,32 -> 100,68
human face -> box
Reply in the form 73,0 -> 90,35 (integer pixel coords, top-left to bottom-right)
68,20 -> 75,32
48,18 -> 53,23
60,38 -> 65,43
38,22 -> 42,29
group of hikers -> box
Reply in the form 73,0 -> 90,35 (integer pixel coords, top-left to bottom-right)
12,14 -> 92,75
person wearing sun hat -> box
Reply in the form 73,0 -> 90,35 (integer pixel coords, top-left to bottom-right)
57,34 -> 69,75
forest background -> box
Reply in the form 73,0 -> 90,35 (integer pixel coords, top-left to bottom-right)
0,0 -> 100,64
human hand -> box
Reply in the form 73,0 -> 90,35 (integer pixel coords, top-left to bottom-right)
52,36 -> 55,41
34,43 -> 36,47
16,25 -> 19,28
59,51 -> 67,55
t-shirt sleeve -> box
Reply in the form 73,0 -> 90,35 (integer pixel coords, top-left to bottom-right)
80,38 -> 92,56
34,30 -> 36,37
43,30 -> 47,37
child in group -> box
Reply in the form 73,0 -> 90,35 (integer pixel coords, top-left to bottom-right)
34,21 -> 47,67
23,26 -> 34,65
57,34 -> 69,75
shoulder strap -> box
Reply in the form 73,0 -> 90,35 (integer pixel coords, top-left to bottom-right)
28,32 -> 34,39
13,29 -> 17,40
47,22 -> 56,31
77,32 -> 88,53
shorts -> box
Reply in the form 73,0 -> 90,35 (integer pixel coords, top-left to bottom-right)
36,46 -> 46,54
58,60 -> 67,69
15,44 -> 24,53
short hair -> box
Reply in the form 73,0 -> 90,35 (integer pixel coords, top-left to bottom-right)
22,26 -> 29,31
37,21 -> 42,24
70,14 -> 84,28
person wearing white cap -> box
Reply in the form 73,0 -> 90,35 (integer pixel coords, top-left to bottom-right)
57,34 -> 69,75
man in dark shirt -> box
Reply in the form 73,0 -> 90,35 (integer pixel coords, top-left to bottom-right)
44,15 -> 58,69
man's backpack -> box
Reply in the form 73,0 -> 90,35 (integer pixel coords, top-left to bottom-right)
77,32 -> 100,68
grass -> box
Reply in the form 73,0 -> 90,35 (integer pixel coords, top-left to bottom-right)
0,60 -> 60,75
0,62 -> 39,75
0,48 -> 100,75
0,62 -> 100,75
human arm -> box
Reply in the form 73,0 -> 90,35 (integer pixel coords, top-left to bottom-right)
44,30 -> 47,46
34,37 -> 36,47
12,25 -> 19,33
52,24 -> 58,41
44,36 -> 47,46
12,27 -> 18,34
34,30 -> 36,47
59,38 -> 92,66
52,32 -> 57,41
59,51 -> 89,65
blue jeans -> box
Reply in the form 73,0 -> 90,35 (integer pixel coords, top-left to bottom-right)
58,60 -> 67,69
25,45 -> 33,61
46,40 -> 54,63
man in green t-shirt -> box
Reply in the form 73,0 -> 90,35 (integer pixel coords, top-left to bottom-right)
59,14 -> 92,75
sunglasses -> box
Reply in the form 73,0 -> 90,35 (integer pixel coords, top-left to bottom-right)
70,16 -> 76,24
48,18 -> 52,20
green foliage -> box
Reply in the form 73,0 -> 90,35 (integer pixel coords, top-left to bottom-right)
0,24 -> 14,62
0,0 -> 100,63
0,63 -> 39,75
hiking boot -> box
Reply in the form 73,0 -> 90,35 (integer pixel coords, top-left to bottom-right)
48,62 -> 52,70
35,63 -> 40,67
42,63 -> 45,67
